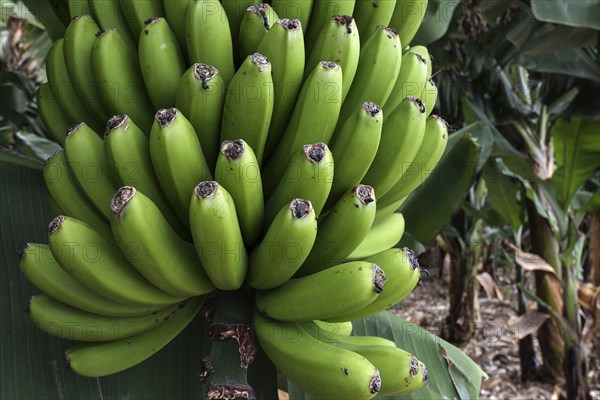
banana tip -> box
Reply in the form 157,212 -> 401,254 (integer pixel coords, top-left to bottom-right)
111,186 -> 136,216
290,199 -> 313,219
410,355 -> 419,376
48,215 -> 65,234
355,185 -> 375,205
332,15 -> 354,34
370,369 -> 382,394
105,115 -> 127,136
155,108 -> 178,126
403,247 -> 420,270
194,181 -> 218,199
277,18 -> 301,30
363,102 -> 381,117
372,264 -> 386,293
221,139 -> 246,160
66,122 -> 85,137
303,143 -> 327,163
194,64 -> 219,89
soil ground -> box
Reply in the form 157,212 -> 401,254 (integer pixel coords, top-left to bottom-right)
397,268 -> 600,400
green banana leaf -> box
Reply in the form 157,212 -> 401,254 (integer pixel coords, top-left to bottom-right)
530,0 -> 600,30
399,125 -> 482,244
551,117 -> 600,209
0,155 -> 278,399
412,0 -> 461,45
288,311 -> 486,399
483,159 -> 523,233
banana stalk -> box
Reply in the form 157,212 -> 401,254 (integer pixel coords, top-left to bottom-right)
200,290 -> 257,398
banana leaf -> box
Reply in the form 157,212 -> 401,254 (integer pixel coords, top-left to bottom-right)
530,0 -> 600,30
483,159 -> 523,233
399,125 -> 482,244
412,0 -> 461,45
288,311 -> 486,399
0,155 -> 278,399
551,117 -> 600,210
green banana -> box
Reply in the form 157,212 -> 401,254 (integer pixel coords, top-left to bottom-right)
110,186 -> 215,297
388,0 -> 427,47
103,114 -> 188,238
313,320 -> 353,336
138,17 -> 186,109
326,102 -> 382,207
300,320 -> 395,347
221,0 -> 260,62
256,18 -> 305,159
162,0 -> 190,51
378,114 -> 448,209
63,15 -> 111,128
91,28 -> 155,133
36,84 -> 69,146
19,243 -> 159,317
186,0 -> 235,86
66,296 -> 203,377
89,0 -> 137,51
189,181 -> 248,290
44,149 -> 113,239
263,143 -> 334,226
120,0 -> 165,41
346,212 -> 405,260
48,216 -> 184,306
338,25 -> 402,126
303,0 -> 356,55
305,15 -> 360,101
353,0 -> 397,45
214,139 -> 264,246
175,64 -> 226,172
330,247 -> 421,321
297,185 -> 376,276
422,77 -> 438,116
149,108 -> 213,225
254,313 -> 381,399
29,295 -> 177,341
247,199 -> 317,289
256,260 -> 386,321
408,44 -> 432,77
46,39 -> 100,132
383,51 -> 429,117
66,0 -> 91,19
49,195 -> 63,216
220,53 -> 274,164
239,3 -> 279,59
331,342 -> 428,396
362,97 -> 426,197
64,122 -> 117,219
270,0 -> 313,30
263,61 -> 342,192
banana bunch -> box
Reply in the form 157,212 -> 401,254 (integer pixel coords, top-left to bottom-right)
27,0 -> 449,397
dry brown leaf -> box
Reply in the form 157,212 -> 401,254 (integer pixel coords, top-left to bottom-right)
477,272 -> 504,300
510,311 -> 550,340
505,243 -> 558,277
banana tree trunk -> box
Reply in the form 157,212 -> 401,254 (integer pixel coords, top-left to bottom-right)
516,263 -> 541,382
444,236 -> 477,344
590,211 -> 600,286
526,199 -> 564,378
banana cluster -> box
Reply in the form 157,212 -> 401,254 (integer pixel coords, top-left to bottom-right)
26,0 -> 448,397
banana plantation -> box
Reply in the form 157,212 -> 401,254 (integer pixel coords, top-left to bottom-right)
0,0 -> 598,399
